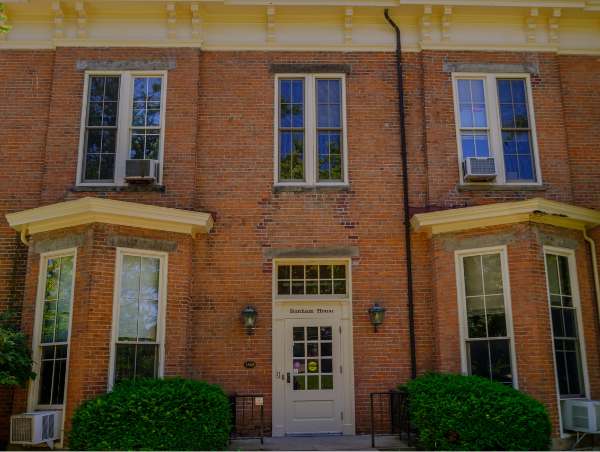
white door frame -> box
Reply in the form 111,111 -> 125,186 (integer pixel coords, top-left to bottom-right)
271,258 -> 355,436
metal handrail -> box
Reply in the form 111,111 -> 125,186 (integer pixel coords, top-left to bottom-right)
370,391 -> 411,448
228,394 -> 264,445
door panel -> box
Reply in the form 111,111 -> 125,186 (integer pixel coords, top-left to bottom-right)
285,318 -> 343,434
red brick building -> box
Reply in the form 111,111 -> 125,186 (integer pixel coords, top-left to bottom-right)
1,0 -> 599,448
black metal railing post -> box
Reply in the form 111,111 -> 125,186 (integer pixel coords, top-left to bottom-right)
229,394 -> 265,442
370,391 -> 410,449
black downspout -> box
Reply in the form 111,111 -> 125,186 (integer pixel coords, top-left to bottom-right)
384,9 -> 417,381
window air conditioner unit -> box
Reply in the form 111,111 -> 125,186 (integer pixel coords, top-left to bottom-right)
11,411 -> 62,448
561,399 -> 600,433
462,157 -> 497,182
124,159 -> 159,183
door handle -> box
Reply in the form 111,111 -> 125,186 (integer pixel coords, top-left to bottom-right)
287,372 -> 290,383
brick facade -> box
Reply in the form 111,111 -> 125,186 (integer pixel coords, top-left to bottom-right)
1,42 -> 599,444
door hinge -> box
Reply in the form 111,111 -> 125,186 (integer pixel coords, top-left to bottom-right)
341,412 -> 343,420
339,326 -> 341,333
340,365 -> 342,373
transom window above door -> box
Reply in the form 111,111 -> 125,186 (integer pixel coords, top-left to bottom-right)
277,264 -> 347,296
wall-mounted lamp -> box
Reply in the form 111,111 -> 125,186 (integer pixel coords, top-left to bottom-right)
242,305 -> 258,335
368,302 -> 386,333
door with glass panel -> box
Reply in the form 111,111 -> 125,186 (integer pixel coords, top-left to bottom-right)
284,318 -> 343,434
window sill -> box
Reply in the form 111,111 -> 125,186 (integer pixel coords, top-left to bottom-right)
273,184 -> 350,193
71,185 -> 166,193
456,184 -> 547,192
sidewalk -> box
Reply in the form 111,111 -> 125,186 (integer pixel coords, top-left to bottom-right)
227,435 -> 415,451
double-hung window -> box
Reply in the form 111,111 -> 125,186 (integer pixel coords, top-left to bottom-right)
33,251 -> 76,410
109,249 -> 167,384
275,74 -> 348,188
545,249 -> 587,398
77,72 -> 166,186
456,248 -> 516,386
452,74 -> 541,185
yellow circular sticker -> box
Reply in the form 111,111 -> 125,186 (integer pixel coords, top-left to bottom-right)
308,361 -> 318,372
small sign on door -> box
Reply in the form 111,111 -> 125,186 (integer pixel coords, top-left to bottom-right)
254,397 -> 263,406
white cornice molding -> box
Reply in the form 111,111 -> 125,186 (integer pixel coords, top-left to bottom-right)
345,7 -> 353,44
51,2 -> 64,39
410,198 -> 600,236
52,39 -> 204,48
267,6 -> 276,43
442,5 -> 452,43
200,42 -> 409,51
420,4 -> 432,43
5,197 -> 214,238
75,2 -> 86,39
167,3 -> 177,40
191,3 -> 202,41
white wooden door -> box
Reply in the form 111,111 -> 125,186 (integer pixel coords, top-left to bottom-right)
284,318 -> 343,434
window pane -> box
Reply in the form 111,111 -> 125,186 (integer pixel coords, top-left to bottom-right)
121,256 -> 141,298
307,343 -> 319,358
563,309 -> 577,338
58,256 -> 73,299
565,349 -> 582,395
502,132 -> 516,154
459,104 -> 473,127
320,280 -> 332,294
118,298 -> 139,341
489,340 -> 512,384
504,155 -> 518,180
278,265 -> 290,279
486,295 -> 507,337
293,343 -> 305,357
278,281 -> 290,295
511,80 -> 526,103
115,343 -> 136,381
461,132 -> 476,159
514,104 -> 529,128
293,327 -> 304,341
136,344 -> 157,379
85,154 -> 100,180
546,254 -> 559,294
463,256 -> 483,297
293,376 -> 305,391
38,358 -> 53,404
141,257 -> 160,299
555,347 -> 569,395
292,281 -> 304,295
558,256 -> 572,295
471,80 -> 485,103
134,77 -> 147,101
457,80 -> 471,103
466,296 -> 486,338
321,359 -> 333,373
138,299 -> 158,341
307,375 -> 319,390
148,78 -> 162,101
469,341 -> 490,380
307,327 -> 318,340
320,327 -> 332,341
307,359 -> 319,373
105,77 -> 120,101
321,343 -> 332,357
41,299 -> 57,344
320,265 -> 332,279
292,265 -> 304,279
89,77 -> 105,102
474,132 -> 490,157
293,359 -> 305,374
497,80 -> 512,104
551,307 -> 564,337
55,299 -> 70,343
333,265 -> 345,279
321,375 -> 333,390
45,259 -> 60,300
482,254 -> 503,295
518,156 -> 533,180
500,105 -> 515,128
99,154 -> 115,180
473,104 -> 487,127
334,280 -> 346,294
51,356 -> 67,404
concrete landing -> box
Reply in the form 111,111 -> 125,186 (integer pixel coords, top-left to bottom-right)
227,435 -> 415,451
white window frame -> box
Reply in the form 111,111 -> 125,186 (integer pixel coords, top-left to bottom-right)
451,73 -> 542,186
107,247 -> 168,388
28,248 -> 78,449
543,246 -> 590,435
454,245 -> 519,388
76,71 -> 168,187
273,258 -> 351,302
273,73 -> 349,189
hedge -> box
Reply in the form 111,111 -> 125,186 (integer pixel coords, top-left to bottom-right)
69,378 -> 231,451
405,373 -> 552,451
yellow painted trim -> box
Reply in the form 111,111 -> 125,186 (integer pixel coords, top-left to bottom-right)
5,197 -> 214,238
419,42 -> 560,52
0,41 -> 56,49
410,198 -> 600,235
201,42 -> 406,51
53,39 -> 203,48
556,47 -> 600,55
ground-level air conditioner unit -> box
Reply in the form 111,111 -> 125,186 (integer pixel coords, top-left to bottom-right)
462,157 -> 497,182
11,411 -> 62,448
561,399 -> 600,433
124,159 -> 159,183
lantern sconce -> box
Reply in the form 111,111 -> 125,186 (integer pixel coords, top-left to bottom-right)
242,305 -> 258,335
368,302 -> 386,333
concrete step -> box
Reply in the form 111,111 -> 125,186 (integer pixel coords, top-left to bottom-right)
227,435 -> 415,451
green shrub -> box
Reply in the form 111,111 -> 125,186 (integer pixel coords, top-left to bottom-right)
406,373 -> 552,451
69,378 -> 231,451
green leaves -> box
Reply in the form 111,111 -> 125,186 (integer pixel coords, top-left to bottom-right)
406,373 -> 552,451
69,377 -> 232,451
0,311 -> 36,389
0,4 -> 11,34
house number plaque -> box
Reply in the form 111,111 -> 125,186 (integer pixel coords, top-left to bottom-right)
244,361 -> 256,368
